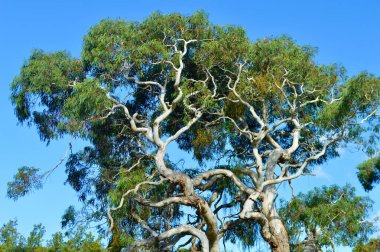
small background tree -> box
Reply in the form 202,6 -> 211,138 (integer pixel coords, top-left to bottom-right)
279,185 -> 377,252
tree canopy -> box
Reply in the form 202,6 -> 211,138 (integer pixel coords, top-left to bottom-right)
9,11 -> 380,252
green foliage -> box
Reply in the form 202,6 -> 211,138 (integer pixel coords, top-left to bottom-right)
214,36 -> 379,167
223,220 -> 260,248
250,36 -> 317,79
357,155 -> 380,191
82,19 -> 134,84
10,50 -> 84,142
62,79 -> 112,133
108,166 -> 146,206
195,25 -> 250,67
191,127 -> 225,162
353,238 -> 380,252
62,226 -> 103,252
318,72 -> 380,131
7,166 -> 42,200
279,185 -> 376,250
61,206 -> 76,229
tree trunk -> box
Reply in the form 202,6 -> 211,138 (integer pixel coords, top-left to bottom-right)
209,241 -> 219,252
155,149 -> 219,252
295,228 -> 322,252
266,213 -> 290,252
261,187 -> 290,252
297,239 -> 323,252
260,150 -> 290,252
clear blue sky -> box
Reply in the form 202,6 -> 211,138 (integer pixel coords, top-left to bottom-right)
1,0 -> 379,249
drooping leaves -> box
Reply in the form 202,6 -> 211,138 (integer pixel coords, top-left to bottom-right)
11,50 -> 84,142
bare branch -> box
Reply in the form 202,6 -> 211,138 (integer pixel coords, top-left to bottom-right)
128,224 -> 209,252
193,169 -> 254,195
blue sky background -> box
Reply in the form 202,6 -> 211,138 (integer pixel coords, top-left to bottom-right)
1,0 -> 379,250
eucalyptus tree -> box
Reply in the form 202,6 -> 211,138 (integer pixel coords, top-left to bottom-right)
9,11 -> 380,252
